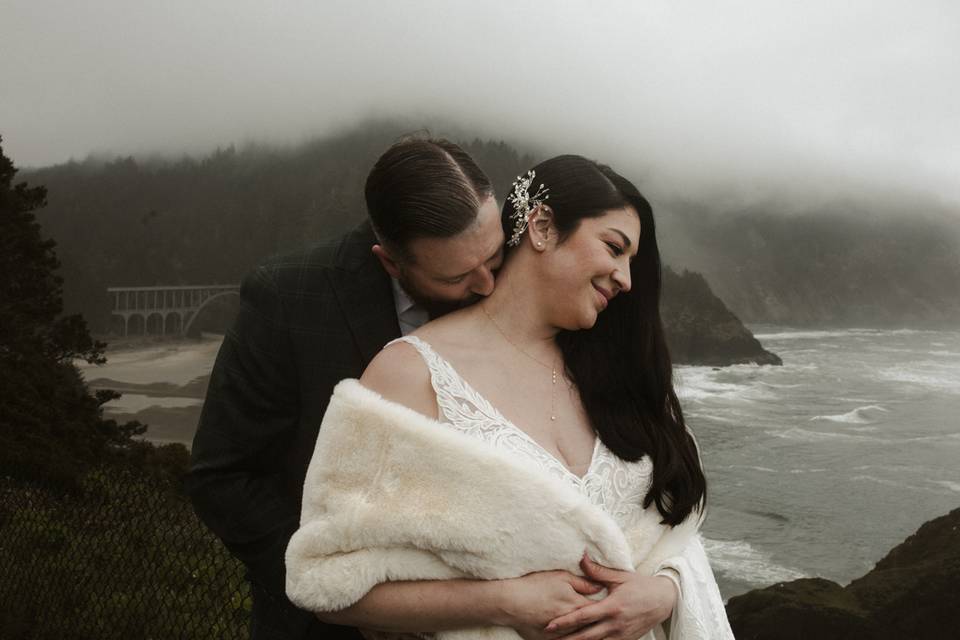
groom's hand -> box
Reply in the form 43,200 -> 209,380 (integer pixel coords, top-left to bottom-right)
543,553 -> 676,640
499,570 -> 603,640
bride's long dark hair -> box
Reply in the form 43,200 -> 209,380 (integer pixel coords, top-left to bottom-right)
501,155 -> 706,526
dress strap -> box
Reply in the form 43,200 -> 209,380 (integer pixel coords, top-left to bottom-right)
385,336 -> 462,423
386,336 -> 447,378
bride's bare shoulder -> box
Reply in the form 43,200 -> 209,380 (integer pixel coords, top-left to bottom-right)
409,308 -> 482,356
359,339 -> 437,419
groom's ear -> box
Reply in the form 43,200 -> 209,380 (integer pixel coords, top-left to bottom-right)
372,244 -> 403,279
527,205 -> 554,250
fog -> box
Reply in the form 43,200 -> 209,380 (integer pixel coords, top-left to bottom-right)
3,0 -> 959,205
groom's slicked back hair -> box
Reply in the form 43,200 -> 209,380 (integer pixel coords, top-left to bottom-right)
365,137 -> 493,262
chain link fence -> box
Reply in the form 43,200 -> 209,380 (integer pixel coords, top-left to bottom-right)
0,467 -> 251,639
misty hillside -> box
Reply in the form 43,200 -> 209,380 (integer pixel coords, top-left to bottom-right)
23,124 -> 958,335
658,200 -> 960,327
25,124 -> 535,330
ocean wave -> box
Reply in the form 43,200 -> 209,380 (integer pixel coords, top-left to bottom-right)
726,464 -> 779,473
759,381 -> 803,389
850,474 -> 900,488
725,464 -> 828,476
902,433 -> 960,444
685,412 -> 742,425
102,393 -> 203,413
850,474 -> 951,493
752,329 -> 878,340
850,474 -> 960,493
674,368 -> 780,404
929,479 -> 960,493
876,363 -> 960,393
886,329 -> 937,335
810,405 -> 888,425
703,538 -> 807,586
753,327 -> 945,341
766,427 -> 891,444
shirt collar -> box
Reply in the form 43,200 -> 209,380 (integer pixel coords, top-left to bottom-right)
391,278 -> 417,316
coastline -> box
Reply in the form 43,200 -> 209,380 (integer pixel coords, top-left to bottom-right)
725,507 -> 960,638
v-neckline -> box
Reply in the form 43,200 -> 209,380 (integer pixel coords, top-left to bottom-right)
403,335 -> 601,482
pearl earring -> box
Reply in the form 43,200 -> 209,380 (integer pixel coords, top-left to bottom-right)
536,241 -> 544,248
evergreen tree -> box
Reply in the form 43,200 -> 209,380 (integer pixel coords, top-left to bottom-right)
0,135 -> 149,488
0,137 -> 104,364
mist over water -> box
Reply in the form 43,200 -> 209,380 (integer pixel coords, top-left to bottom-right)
679,327 -> 960,598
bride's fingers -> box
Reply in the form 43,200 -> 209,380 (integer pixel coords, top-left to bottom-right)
580,552 -> 628,585
566,574 -> 604,595
544,600 -> 607,634
552,620 -> 613,640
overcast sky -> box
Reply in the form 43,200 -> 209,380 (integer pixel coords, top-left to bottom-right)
2,1 -> 958,204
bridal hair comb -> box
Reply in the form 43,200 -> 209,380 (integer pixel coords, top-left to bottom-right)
506,170 -> 550,247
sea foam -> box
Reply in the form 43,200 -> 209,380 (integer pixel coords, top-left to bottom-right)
929,479 -> 960,493
810,405 -> 888,424
766,427 -> 892,444
674,367 -> 778,404
703,538 -> 807,585
877,363 -> 960,393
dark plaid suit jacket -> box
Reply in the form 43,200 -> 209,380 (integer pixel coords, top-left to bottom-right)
188,221 -> 400,640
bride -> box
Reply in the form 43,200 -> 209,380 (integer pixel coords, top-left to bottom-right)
286,155 -> 734,639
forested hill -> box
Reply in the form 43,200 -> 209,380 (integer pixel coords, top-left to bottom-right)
26,126 -> 535,330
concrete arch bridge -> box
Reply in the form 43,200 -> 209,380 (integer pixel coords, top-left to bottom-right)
108,284 -> 240,336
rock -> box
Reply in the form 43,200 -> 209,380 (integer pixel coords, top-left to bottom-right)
661,268 -> 781,366
725,507 -> 960,639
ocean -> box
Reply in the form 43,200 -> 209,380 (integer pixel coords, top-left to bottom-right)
680,327 -> 960,599
80,327 -> 960,600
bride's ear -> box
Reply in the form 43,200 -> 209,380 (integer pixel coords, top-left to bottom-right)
527,205 -> 554,252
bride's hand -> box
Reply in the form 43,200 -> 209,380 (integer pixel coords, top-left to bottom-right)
542,553 -> 677,640
497,570 -> 603,640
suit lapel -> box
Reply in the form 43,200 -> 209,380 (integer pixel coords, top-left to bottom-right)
328,222 -> 401,366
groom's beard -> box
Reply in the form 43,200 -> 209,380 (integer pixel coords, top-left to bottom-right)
397,277 -> 480,320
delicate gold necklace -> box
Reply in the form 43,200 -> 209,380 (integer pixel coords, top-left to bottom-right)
481,304 -> 560,422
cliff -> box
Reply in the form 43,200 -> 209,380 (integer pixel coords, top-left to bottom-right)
725,507 -> 960,639
662,268 -> 781,366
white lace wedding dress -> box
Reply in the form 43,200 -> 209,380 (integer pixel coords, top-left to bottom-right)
392,336 -> 734,640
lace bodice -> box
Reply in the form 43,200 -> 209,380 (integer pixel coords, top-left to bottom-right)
391,335 -> 654,530
375,336 -> 734,639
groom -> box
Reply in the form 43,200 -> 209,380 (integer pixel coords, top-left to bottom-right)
187,138 -> 505,639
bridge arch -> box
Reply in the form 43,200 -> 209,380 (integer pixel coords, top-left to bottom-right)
146,313 -> 164,335
107,284 -> 240,337
182,291 -> 242,336
164,312 -> 183,335
127,314 -> 145,335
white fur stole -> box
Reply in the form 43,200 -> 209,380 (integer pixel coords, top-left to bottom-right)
286,380 -> 700,638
